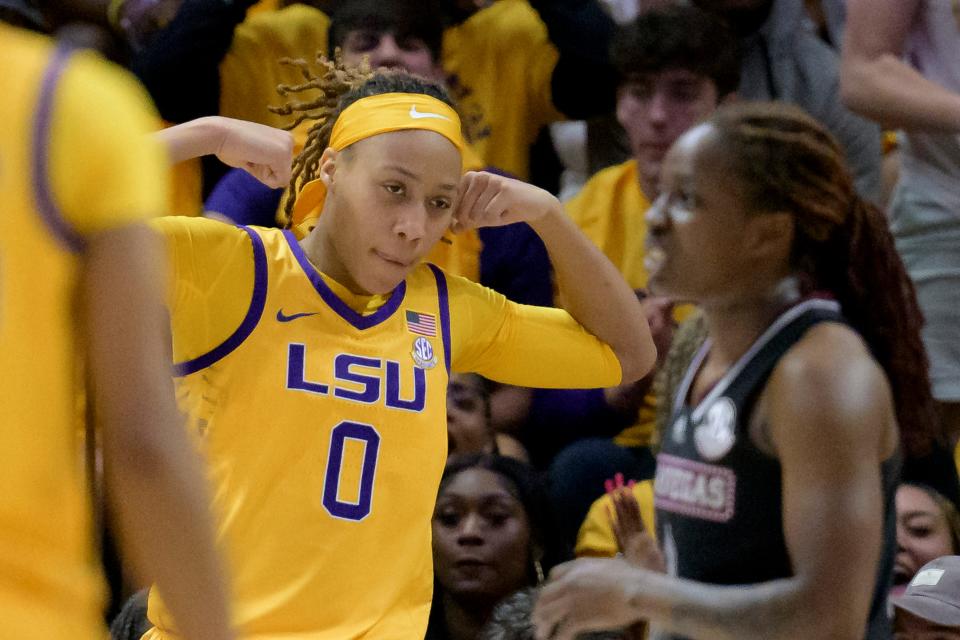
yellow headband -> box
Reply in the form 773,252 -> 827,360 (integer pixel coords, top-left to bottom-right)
290,92 -> 469,230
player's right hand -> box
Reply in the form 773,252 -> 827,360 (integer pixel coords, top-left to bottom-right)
212,117 -> 294,189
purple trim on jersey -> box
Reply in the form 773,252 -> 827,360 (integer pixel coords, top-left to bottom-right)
173,226 -> 268,376
428,264 -> 451,374
32,44 -> 85,252
282,230 -> 406,330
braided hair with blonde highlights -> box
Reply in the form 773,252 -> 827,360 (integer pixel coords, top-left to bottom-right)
707,101 -> 937,459
269,53 -> 455,227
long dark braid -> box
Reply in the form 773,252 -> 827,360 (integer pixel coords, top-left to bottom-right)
269,53 -> 454,227
709,101 -> 937,458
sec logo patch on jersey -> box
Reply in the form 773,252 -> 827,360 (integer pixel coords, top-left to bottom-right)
694,397 -> 737,461
411,336 -> 438,370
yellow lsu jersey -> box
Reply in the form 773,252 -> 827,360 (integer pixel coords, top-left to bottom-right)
564,160 -> 651,290
575,480 -> 656,558
146,217 -> 621,639
220,4 -> 330,137
0,24 -> 167,640
442,0 -> 563,180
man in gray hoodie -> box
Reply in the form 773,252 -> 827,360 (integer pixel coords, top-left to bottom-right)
693,0 -> 882,202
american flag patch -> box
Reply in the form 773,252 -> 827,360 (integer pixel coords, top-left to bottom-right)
406,310 -> 437,337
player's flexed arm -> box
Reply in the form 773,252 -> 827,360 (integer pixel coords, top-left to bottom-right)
453,171 -> 656,383
154,116 -> 294,189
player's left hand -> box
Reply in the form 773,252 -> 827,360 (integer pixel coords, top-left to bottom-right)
452,171 -> 560,232
532,557 -> 647,640
213,117 -> 294,189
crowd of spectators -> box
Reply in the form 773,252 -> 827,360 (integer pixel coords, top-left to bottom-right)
9,0 -> 960,637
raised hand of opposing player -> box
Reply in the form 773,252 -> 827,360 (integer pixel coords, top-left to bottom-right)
451,171 -> 560,232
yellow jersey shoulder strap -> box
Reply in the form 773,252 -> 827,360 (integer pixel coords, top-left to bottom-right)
172,225 -> 269,376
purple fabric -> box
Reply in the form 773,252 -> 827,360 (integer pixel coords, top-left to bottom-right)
428,264 -> 452,374
33,44 -> 84,252
523,387 -> 634,468
205,167 -> 282,227
478,223 -> 552,307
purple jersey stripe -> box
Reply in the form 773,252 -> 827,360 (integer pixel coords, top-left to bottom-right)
428,264 -> 451,374
282,230 -> 406,330
33,43 -> 85,252
173,225 -> 268,376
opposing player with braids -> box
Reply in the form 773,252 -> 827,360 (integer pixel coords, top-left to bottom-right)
142,58 -> 655,639
534,102 -> 936,640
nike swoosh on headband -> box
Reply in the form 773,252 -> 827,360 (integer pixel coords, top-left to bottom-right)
409,105 -> 451,121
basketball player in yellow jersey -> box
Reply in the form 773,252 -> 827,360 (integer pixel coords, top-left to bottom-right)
139,61 -> 656,639
0,16 -> 234,640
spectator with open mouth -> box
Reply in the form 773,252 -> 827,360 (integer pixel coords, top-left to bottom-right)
893,483 -> 960,597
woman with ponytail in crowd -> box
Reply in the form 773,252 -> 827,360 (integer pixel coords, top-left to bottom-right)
140,57 -> 654,639
533,102 -> 938,640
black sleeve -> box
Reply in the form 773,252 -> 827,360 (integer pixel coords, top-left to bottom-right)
130,0 -> 257,123
529,0 -> 619,119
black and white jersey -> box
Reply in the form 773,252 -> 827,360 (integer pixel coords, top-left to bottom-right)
654,299 -> 898,640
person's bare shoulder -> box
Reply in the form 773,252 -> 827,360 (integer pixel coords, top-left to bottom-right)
765,322 -> 896,458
